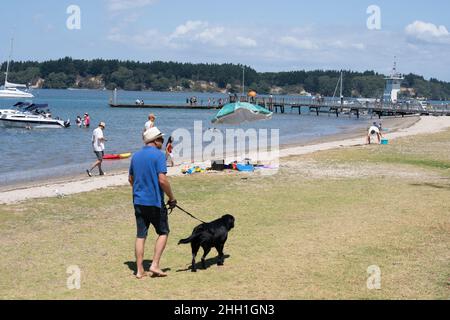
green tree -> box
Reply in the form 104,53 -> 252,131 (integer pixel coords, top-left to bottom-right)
110,67 -> 134,88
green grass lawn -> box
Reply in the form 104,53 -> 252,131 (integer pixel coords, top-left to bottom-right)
306,129 -> 450,172
1,130 -> 449,299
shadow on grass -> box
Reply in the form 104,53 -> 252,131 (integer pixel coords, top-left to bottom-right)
410,182 -> 450,190
124,260 -> 171,275
176,254 -> 231,272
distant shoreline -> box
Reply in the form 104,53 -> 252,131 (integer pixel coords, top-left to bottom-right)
6,58 -> 450,99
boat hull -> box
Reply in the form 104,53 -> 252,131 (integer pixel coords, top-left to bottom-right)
0,117 -> 66,129
0,89 -> 34,99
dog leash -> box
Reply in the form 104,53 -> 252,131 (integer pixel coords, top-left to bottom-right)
168,204 -> 206,224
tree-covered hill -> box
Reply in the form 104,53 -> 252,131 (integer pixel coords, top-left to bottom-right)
2,57 -> 450,100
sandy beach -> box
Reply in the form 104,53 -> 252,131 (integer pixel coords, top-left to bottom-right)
1,115 -> 449,205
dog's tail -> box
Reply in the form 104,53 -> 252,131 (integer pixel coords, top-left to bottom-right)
178,234 -> 197,245
178,225 -> 205,245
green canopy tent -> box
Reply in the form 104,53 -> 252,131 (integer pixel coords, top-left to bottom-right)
211,102 -> 273,125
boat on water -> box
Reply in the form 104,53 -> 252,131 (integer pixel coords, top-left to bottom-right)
0,113 -> 70,129
0,39 -> 34,99
0,102 -> 70,129
0,85 -> 34,99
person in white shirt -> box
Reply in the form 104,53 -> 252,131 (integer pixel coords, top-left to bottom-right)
366,122 -> 381,144
87,122 -> 107,177
144,114 -> 156,132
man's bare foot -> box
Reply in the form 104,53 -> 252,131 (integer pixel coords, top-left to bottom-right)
150,267 -> 168,277
135,272 -> 149,279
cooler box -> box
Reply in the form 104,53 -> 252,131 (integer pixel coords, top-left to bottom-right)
211,160 -> 225,171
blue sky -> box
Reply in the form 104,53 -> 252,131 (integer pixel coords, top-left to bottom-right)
1,0 -> 450,80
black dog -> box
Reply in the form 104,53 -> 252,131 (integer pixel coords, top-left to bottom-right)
178,214 -> 235,272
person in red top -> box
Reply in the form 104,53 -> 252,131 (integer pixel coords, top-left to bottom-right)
165,136 -> 174,167
83,113 -> 91,128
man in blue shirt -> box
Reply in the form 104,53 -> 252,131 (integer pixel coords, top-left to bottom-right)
129,127 -> 177,279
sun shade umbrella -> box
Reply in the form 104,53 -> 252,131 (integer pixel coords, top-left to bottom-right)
211,102 -> 273,125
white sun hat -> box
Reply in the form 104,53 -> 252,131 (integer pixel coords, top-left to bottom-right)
143,127 -> 165,144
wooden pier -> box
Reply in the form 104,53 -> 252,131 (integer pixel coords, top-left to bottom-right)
249,96 -> 450,119
108,91 -> 450,118
109,103 -> 222,110
108,89 -> 224,110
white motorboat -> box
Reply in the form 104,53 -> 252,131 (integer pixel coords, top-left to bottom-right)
0,103 -> 70,129
0,112 -> 70,129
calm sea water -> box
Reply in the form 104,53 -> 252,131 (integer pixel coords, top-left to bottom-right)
0,89 -> 377,186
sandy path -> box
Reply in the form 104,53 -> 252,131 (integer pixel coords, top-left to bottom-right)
1,116 -> 450,204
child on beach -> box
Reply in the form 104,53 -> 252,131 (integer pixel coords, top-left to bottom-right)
165,136 -> 174,167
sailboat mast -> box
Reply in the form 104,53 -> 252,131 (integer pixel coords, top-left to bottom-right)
5,38 -> 14,85
242,66 -> 245,97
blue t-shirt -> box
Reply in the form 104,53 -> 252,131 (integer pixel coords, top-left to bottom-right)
129,146 -> 167,207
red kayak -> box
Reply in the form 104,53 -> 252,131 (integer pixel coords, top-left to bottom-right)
103,153 -> 132,160
103,154 -> 121,160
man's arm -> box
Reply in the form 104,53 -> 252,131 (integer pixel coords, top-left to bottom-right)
128,175 -> 134,187
159,173 -> 175,201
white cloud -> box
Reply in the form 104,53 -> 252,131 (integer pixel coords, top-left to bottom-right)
405,21 -> 450,44
171,21 -> 261,49
236,36 -> 257,48
108,28 -> 174,49
330,41 -> 364,50
195,27 -> 226,46
278,36 -> 319,50
170,20 -> 207,38
106,0 -> 157,12
168,21 -> 227,47
351,43 -> 365,50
